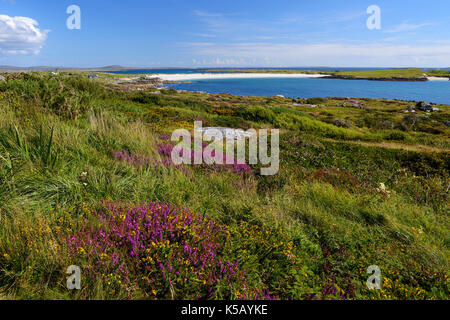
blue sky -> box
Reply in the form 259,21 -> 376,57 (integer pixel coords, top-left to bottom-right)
1,0 -> 450,67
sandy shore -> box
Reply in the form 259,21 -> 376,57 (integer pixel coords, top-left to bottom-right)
147,73 -> 328,81
427,76 -> 449,81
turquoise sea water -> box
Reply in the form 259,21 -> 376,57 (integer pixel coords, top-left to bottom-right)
109,69 -> 450,104
167,77 -> 450,105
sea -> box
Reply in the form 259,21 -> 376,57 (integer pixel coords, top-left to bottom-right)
107,68 -> 450,104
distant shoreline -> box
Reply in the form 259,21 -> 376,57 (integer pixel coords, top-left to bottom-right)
147,72 -> 449,82
1,66 -> 449,82
324,75 -> 429,82
147,73 -> 327,81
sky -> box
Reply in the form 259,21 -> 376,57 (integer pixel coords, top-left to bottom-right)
1,0 -> 450,68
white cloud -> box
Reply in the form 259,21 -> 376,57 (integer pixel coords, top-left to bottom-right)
189,33 -> 216,38
384,21 -> 434,34
193,10 -> 223,18
0,14 -> 50,55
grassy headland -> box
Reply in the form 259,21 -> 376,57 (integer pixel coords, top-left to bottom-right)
208,68 -> 450,81
0,72 -> 448,300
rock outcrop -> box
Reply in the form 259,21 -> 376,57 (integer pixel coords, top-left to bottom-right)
416,101 -> 433,112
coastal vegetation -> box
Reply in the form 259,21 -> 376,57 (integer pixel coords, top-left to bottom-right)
208,68 -> 450,81
0,72 -> 448,300
327,68 -> 425,79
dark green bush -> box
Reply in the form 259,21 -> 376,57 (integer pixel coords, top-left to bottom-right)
384,131 -> 408,141
306,97 -> 327,105
236,105 -> 276,123
131,92 -> 162,105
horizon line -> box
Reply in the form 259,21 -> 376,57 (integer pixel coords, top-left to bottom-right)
1,65 -> 449,70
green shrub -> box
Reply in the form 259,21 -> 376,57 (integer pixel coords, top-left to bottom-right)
131,92 -> 162,105
306,97 -> 327,105
275,113 -> 364,140
130,92 -> 211,113
236,105 -> 276,123
385,131 -> 409,141
270,106 -> 314,119
161,88 -> 177,94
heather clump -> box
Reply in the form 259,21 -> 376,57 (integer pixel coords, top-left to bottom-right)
113,150 -> 151,168
66,201 -> 256,299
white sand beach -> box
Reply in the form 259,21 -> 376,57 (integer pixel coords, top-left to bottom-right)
147,73 -> 328,81
427,76 -> 449,81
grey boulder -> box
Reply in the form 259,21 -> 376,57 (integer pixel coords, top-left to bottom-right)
416,101 -> 433,112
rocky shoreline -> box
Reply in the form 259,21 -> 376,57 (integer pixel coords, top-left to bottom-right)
114,76 -> 177,90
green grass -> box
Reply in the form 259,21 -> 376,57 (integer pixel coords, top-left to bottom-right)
0,72 -> 448,300
205,68 -> 450,80
427,69 -> 450,78
328,68 -> 426,79
206,68 -> 324,74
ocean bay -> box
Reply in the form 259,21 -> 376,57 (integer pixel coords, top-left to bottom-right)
167,77 -> 450,105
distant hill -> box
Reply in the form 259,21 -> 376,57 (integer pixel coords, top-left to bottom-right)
0,65 -> 156,72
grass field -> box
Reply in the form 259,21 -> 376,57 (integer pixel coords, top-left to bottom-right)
0,72 -> 448,300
